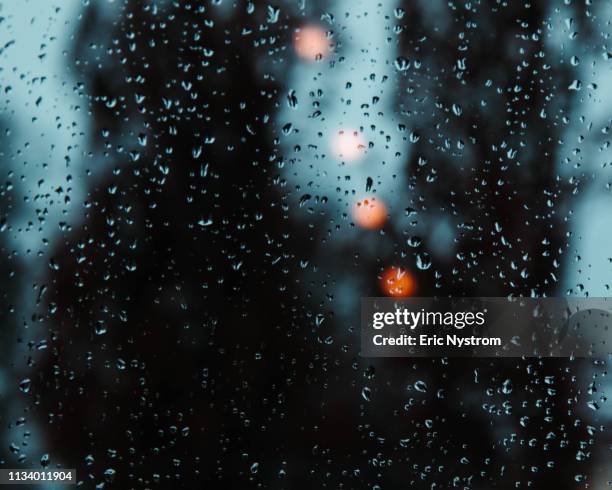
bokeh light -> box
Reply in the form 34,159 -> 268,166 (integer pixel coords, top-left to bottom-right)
294,25 -> 331,61
331,129 -> 366,162
353,197 -> 387,230
380,267 -> 417,297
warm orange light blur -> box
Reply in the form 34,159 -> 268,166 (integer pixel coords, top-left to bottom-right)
380,267 -> 417,297
353,197 -> 387,229
294,25 -> 331,61
331,129 -> 366,162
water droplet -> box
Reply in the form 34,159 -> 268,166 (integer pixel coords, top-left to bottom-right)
414,380 -> 427,393
394,57 -> 410,72
361,386 -> 372,401
416,252 -> 431,270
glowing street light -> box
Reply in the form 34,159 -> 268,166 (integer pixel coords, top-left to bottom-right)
330,129 -> 366,162
294,25 -> 331,61
380,266 -> 417,297
353,197 -> 387,230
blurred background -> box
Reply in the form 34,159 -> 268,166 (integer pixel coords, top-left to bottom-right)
0,0 -> 611,488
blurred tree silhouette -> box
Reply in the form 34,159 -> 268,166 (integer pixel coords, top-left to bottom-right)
0,118 -> 24,466
375,1 -> 592,487
397,1 -> 575,297
33,1 -> 601,488
38,2 -> 321,487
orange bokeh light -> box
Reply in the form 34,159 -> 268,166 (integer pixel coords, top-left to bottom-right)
380,267 -> 417,297
331,129 -> 366,162
294,25 -> 331,61
353,197 -> 387,229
